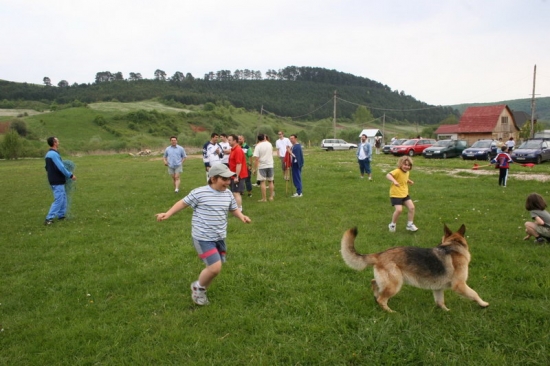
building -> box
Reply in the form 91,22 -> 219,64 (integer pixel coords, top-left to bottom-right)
435,105 -> 519,145
358,129 -> 383,146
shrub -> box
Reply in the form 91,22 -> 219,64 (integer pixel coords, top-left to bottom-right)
9,119 -> 28,137
2,129 -> 23,159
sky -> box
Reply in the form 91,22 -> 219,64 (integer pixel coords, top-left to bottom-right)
1,0 -> 548,107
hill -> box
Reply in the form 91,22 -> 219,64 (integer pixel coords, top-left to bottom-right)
0,66 -> 458,125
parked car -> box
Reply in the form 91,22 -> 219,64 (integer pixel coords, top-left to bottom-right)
320,139 -> 357,151
382,139 -> 407,154
391,139 -> 436,156
511,139 -> 550,164
422,140 -> 468,159
461,140 -> 497,160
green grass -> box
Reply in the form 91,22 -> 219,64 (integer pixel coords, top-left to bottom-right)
1,151 -> 549,365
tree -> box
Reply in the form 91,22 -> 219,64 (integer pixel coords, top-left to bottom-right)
2,129 -> 22,159
353,106 -> 374,124
154,69 -> 167,81
58,80 -> 69,87
171,71 -> 185,82
95,71 -> 113,83
113,72 -> 124,81
185,73 -> 194,81
43,77 -> 52,86
129,72 -> 143,81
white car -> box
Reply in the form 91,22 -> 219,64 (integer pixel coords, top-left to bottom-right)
321,139 -> 357,151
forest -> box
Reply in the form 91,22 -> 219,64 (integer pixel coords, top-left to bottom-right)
0,66 -> 458,124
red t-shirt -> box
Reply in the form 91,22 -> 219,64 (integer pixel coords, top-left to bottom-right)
229,145 -> 248,179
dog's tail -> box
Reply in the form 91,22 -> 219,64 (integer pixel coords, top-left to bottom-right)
340,227 -> 377,271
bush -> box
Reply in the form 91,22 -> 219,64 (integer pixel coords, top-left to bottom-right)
2,129 -> 23,159
9,119 -> 28,137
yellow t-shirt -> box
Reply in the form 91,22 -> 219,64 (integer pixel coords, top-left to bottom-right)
389,168 -> 409,198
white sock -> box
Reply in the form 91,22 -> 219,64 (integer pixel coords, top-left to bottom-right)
407,221 -> 413,226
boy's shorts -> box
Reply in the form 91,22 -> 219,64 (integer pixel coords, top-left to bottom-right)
390,196 -> 411,206
257,168 -> 274,181
193,238 -> 227,265
535,225 -> 550,238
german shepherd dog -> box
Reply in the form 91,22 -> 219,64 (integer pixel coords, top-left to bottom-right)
341,224 -> 489,312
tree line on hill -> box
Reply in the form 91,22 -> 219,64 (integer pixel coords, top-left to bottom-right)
1,66 -> 458,124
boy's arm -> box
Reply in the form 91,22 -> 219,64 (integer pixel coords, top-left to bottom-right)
156,200 -> 188,221
386,173 -> 399,186
230,209 -> 251,223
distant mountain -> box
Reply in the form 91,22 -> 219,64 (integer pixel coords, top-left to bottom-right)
451,97 -> 550,121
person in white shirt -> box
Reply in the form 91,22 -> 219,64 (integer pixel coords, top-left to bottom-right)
275,131 -> 292,180
219,133 -> 231,166
253,133 -> 275,202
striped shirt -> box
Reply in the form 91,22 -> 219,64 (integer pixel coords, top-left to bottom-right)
183,185 -> 237,241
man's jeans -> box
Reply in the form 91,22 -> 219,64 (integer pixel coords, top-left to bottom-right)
46,184 -> 67,220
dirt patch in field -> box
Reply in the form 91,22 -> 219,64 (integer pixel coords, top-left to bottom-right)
427,168 -> 550,182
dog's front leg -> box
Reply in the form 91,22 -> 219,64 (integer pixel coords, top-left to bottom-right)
433,290 -> 450,311
452,282 -> 490,308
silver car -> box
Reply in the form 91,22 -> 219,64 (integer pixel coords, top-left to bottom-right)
321,139 -> 358,151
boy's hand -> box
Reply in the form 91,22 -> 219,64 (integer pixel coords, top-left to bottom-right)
156,213 -> 168,221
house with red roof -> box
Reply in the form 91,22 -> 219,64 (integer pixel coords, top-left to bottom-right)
435,105 -> 519,144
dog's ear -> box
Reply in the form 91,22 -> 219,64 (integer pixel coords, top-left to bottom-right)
457,224 -> 466,237
443,224 -> 452,238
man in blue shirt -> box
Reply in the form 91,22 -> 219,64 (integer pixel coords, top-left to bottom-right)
289,134 -> 304,197
356,134 -> 372,180
163,136 -> 187,193
44,137 -> 76,225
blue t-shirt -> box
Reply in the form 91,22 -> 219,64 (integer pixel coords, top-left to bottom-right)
164,145 -> 186,168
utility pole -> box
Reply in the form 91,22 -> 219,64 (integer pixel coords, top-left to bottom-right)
333,90 -> 337,138
530,65 -> 537,139
382,113 -> 386,144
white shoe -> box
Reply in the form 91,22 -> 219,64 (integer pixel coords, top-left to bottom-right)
388,223 -> 396,232
175,189 -> 179,193
190,281 -> 209,305
292,193 -> 303,197
406,224 -> 419,232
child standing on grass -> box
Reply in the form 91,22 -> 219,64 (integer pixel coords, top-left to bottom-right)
523,193 -> 550,244
156,164 -> 251,305
386,156 -> 418,232
491,145 -> 513,187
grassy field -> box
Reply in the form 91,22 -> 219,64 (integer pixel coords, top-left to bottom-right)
1,150 -> 549,365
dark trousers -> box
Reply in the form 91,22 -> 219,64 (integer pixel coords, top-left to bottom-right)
499,168 -> 508,186
292,164 -> 302,194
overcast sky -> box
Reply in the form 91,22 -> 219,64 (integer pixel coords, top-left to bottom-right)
1,0 -> 548,107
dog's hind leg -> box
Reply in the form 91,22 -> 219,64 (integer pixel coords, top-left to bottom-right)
452,282 -> 489,308
371,279 -> 380,297
433,290 -> 450,311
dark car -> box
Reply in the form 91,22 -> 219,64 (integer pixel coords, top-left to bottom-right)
382,139 -> 406,154
391,139 -> 436,156
511,139 -> 550,164
461,140 -> 497,160
422,139 -> 468,159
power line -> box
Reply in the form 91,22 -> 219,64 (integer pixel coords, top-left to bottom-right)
336,96 -> 443,112
262,98 -> 333,120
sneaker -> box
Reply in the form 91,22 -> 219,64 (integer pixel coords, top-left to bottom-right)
406,223 -> 419,232
388,223 -> 396,232
175,189 -> 179,193
534,237 -> 546,244
247,192 -> 252,198
292,193 -> 303,197
190,281 -> 209,305
44,219 -> 54,226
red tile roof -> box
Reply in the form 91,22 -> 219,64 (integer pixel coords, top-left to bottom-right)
435,124 -> 459,134
458,105 -> 508,133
